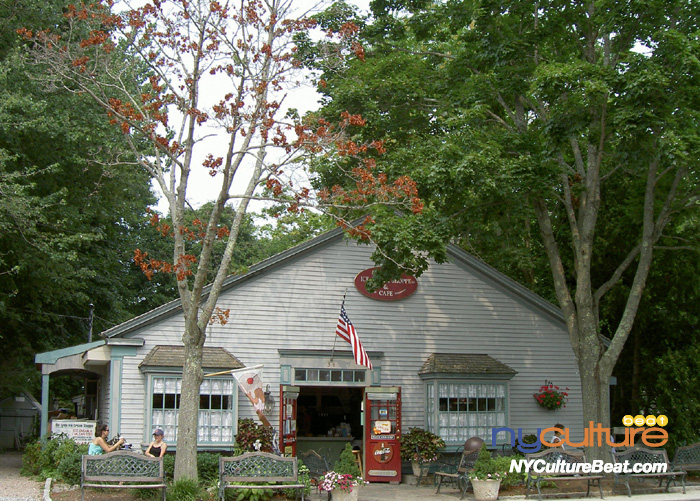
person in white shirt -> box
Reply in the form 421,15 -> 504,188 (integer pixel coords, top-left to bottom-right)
551,423 -> 565,449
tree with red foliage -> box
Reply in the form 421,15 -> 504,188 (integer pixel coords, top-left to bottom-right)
20,0 -> 433,480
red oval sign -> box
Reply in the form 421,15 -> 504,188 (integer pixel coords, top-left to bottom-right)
354,267 -> 418,301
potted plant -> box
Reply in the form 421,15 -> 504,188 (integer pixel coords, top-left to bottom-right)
318,443 -> 364,501
468,444 -> 508,501
399,427 -> 445,476
533,384 -> 569,410
318,471 -> 362,501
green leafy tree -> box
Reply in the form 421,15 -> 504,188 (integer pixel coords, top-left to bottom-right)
0,0 -> 164,399
310,0 -> 700,460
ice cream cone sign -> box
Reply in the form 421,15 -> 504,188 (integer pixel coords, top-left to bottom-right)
205,365 -> 270,427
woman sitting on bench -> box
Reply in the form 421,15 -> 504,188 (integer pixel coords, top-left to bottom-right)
88,423 -> 124,455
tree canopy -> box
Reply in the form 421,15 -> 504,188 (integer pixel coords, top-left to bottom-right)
308,0 -> 700,458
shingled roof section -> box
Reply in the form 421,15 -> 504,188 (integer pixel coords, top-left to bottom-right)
419,353 -> 517,376
139,346 -> 244,370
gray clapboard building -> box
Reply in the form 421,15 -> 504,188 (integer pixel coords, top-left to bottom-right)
35,226 -> 583,460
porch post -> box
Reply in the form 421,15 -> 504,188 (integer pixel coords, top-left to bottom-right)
109,357 -> 122,435
41,374 -> 50,438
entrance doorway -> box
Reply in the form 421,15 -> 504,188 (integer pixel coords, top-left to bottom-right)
294,386 -> 363,466
297,386 -> 363,438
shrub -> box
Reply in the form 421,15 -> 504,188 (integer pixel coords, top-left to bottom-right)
468,444 -> 507,481
512,434 -> 539,455
399,428 -> 445,463
55,450 -> 81,486
197,452 -> 221,485
21,441 -> 44,476
234,419 -> 274,452
494,455 -> 524,488
283,462 -> 311,498
163,454 -> 175,479
224,483 -> 273,500
166,477 -> 205,501
22,435 -> 85,481
333,443 -> 361,478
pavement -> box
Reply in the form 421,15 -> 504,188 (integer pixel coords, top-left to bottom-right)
323,476 -> 700,501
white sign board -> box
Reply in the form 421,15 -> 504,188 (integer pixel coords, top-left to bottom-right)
52,420 -> 96,444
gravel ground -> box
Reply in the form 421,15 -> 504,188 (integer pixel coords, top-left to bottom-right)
0,451 -> 43,501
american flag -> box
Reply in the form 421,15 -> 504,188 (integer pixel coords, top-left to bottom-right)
336,305 -> 372,369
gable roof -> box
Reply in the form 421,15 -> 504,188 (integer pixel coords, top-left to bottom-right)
102,226 -> 564,339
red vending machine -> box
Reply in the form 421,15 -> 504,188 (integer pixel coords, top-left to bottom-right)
363,387 -> 401,483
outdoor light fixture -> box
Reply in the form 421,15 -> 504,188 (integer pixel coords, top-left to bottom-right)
263,384 -> 275,414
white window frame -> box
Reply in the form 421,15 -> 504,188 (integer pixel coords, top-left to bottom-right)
425,380 -> 509,445
147,374 -> 238,447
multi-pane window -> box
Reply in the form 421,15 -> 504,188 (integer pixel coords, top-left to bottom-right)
426,382 -> 507,444
294,368 -> 365,384
151,376 -> 235,444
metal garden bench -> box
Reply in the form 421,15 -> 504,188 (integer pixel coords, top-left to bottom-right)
81,451 -> 166,501
671,442 -> 700,476
219,451 -> 305,500
611,446 -> 685,497
525,448 -> 604,501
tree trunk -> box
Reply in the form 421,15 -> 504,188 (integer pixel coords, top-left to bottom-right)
174,320 -> 205,480
578,349 -> 612,462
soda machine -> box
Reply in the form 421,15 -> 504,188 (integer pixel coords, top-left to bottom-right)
363,387 -> 401,483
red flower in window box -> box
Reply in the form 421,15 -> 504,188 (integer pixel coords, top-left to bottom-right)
533,384 -> 569,410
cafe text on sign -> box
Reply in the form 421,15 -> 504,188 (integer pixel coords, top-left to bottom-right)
354,267 -> 418,301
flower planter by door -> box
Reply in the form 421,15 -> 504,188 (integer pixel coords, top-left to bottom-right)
471,478 -> 502,501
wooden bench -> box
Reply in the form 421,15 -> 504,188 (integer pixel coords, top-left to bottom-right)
525,448 -> 604,501
219,451 -> 305,501
81,451 -> 166,501
611,446 -> 685,497
671,442 -> 700,476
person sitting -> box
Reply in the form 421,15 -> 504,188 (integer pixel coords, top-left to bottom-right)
88,424 -> 124,455
145,429 -> 168,458
551,423 -> 566,449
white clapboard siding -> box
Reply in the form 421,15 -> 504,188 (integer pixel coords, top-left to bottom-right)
115,233 -> 584,444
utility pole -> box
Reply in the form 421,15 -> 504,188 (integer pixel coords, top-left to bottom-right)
88,303 -> 94,342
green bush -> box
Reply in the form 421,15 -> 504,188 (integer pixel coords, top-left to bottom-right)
57,447 -> 87,485
21,441 -> 45,476
333,443 -> 361,478
282,462 -> 311,498
22,435 -> 86,481
163,454 -> 175,479
197,452 -> 221,485
166,477 -> 205,501
493,455 -> 524,488
234,419 -> 274,452
224,484 -> 273,500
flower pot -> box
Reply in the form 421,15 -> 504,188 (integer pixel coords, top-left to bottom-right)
331,488 -> 358,501
471,478 -> 502,501
411,460 -> 427,477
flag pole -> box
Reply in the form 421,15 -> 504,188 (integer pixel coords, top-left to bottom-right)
330,289 -> 347,364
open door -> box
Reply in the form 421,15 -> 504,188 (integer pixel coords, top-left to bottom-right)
364,387 -> 401,483
279,386 -> 299,456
